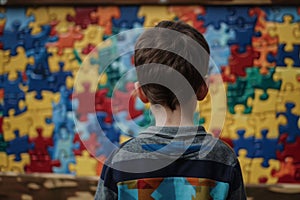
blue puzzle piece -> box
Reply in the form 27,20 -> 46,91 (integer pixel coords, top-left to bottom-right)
233,130 -> 256,158
227,24 -> 255,53
0,22 -> 23,56
209,45 -> 231,71
52,152 -> 75,174
265,6 -> 300,22
6,130 -> 34,161
268,44 -> 300,67
112,6 -> 144,29
2,73 -> 26,116
227,7 -> 257,25
204,23 -> 236,47
20,25 -> 58,51
50,127 -> 79,160
276,102 -> 300,143
198,7 -> 232,29
50,63 -> 72,92
2,8 -> 35,31
254,129 -> 279,167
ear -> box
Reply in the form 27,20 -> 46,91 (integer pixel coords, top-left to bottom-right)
134,82 -> 149,103
196,83 -> 208,101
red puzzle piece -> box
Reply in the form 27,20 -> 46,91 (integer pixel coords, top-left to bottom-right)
82,133 -> 100,156
26,154 -> 60,173
277,134 -> 300,163
90,7 -> 120,35
95,89 -> 113,123
273,157 -> 300,183
72,82 -> 96,122
73,133 -> 87,156
228,45 -> 259,77
46,26 -> 83,55
67,7 -> 97,29
169,6 -> 206,33
29,128 -> 53,156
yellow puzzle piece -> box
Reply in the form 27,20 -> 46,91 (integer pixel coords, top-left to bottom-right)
48,7 -> 75,33
138,6 -> 176,27
69,150 -> 97,176
27,7 -> 50,34
74,25 -> 104,49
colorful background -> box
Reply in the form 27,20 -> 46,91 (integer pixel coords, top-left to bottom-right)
0,5 -> 300,186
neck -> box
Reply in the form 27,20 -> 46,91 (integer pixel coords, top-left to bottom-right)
150,104 -> 195,127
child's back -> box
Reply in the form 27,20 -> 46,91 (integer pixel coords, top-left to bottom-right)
95,21 -> 246,200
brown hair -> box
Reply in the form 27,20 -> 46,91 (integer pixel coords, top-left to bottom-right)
134,21 -> 210,111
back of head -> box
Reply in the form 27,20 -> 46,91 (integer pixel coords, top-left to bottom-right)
134,21 -> 210,111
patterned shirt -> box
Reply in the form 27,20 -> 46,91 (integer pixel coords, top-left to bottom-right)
95,126 -> 246,200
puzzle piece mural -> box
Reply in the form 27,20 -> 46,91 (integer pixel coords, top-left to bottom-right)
0,5 -> 299,186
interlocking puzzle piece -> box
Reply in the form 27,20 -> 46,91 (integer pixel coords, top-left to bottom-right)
2,8 -> 35,31
249,8 -> 278,44
7,153 -> 30,173
90,37 -> 117,73
3,109 -> 32,141
48,7 -> 75,33
276,102 -> 300,143
254,67 -> 282,100
237,149 -> 252,183
72,82 -> 96,121
233,130 -> 256,158
0,152 -> 8,171
6,130 -> 34,161
277,134 -> 300,163
29,127 -> 53,156
248,158 -> 280,184
21,24 -> 57,51
112,6 -> 144,29
169,6 -> 205,33
53,151 -> 75,174
0,22 -> 23,56
66,7 -> 97,29
69,150 -> 97,176
4,47 -> 34,81
227,7 -> 257,26
50,127 -> 79,160
2,72 -> 27,116
0,49 -> 10,75
228,45 -> 259,77
50,63 -> 72,93
226,105 -> 255,140
204,23 -> 235,47
248,89 -> 278,114
26,154 -> 60,173
274,58 -> 300,91
273,157 -> 300,183
46,26 -> 83,55
254,129 -> 279,167
227,24 -> 255,53
267,7 -> 300,23
197,7 -> 232,29
73,133 -> 86,156
26,7 -> 50,34
227,77 -> 254,114
0,134 -> 8,152
90,6 -> 120,35
252,38 -> 278,75
74,25 -> 104,49
48,48 -> 79,73
268,44 -> 300,67
269,15 -> 300,52
277,87 -> 300,115
82,133 -> 101,156
138,6 -> 175,27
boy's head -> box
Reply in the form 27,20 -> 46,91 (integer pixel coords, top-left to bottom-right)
134,21 -> 210,111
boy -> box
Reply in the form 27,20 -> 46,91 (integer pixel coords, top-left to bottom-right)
95,21 -> 246,200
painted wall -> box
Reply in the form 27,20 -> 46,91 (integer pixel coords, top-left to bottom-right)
0,6 -> 300,184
